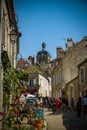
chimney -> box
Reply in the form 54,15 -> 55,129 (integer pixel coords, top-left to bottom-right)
56,46 -> 64,59
28,56 -> 35,65
66,38 -> 74,50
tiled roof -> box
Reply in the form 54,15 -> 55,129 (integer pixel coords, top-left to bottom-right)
17,58 -> 32,70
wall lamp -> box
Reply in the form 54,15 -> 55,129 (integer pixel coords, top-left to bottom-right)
9,28 -> 17,44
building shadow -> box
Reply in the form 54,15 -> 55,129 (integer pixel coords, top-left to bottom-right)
62,111 -> 87,130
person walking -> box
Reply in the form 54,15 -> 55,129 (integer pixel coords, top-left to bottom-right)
76,97 -> 82,117
70,98 -> 74,111
83,96 -> 87,114
55,98 -> 61,114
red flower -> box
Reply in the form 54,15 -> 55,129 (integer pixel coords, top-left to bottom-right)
9,103 -> 16,107
0,112 -> 6,116
15,111 -> 19,116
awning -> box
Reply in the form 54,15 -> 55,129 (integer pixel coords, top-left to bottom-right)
27,88 -> 38,93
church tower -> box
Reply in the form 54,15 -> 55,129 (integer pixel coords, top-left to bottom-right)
36,43 -> 51,69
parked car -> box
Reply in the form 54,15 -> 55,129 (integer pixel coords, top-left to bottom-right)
26,97 -> 40,106
23,97 -> 40,111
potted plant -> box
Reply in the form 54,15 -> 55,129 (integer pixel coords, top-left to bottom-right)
33,114 -> 43,130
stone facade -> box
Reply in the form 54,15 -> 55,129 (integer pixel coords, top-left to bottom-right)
52,60 -> 62,98
52,36 -> 87,104
1,0 -> 21,68
0,0 -> 20,128
62,36 -> 87,88
77,58 -> 87,97
65,76 -> 79,107
0,0 -> 3,127
36,43 -> 51,69
38,74 -> 51,97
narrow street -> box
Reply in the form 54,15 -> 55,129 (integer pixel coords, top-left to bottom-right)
44,108 -> 87,130
0,1 -> 87,130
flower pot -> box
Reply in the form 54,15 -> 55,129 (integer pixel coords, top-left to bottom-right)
34,120 -> 43,130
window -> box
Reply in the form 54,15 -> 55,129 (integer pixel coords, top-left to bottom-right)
30,79 -> 33,85
33,79 -> 37,85
80,67 -> 85,83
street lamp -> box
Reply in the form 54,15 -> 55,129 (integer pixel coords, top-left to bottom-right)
9,23 -> 18,44
9,29 -> 17,44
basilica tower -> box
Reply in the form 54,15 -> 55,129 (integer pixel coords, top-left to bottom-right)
36,43 -> 51,69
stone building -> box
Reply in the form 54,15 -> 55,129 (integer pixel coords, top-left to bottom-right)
51,46 -> 65,98
51,60 -> 63,98
17,58 -> 32,71
36,42 -> 51,69
35,42 -> 52,96
66,58 -> 87,106
65,76 -> 79,106
17,42 -> 52,98
27,73 -> 51,97
52,36 -> 87,105
62,37 -> 87,87
17,58 -> 52,97
1,0 -> 21,69
77,58 -> 87,97
0,0 -> 20,128
0,0 -> 3,127
62,36 -> 87,102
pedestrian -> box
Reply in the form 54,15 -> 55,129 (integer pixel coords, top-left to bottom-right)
55,98 -> 61,114
52,98 -> 56,114
62,97 -> 66,111
76,97 -> 82,117
82,96 -> 87,114
65,98 -> 68,111
70,98 -> 74,111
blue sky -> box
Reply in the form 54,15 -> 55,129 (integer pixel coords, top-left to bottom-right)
14,0 -> 87,59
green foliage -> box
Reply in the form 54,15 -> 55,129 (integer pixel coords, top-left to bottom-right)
3,63 -> 45,107
18,126 -> 30,130
5,109 -> 16,128
3,67 -> 19,105
17,70 -> 28,80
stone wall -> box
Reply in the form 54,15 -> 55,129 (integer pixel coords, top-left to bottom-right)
66,76 -> 79,107
62,37 -> 87,88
